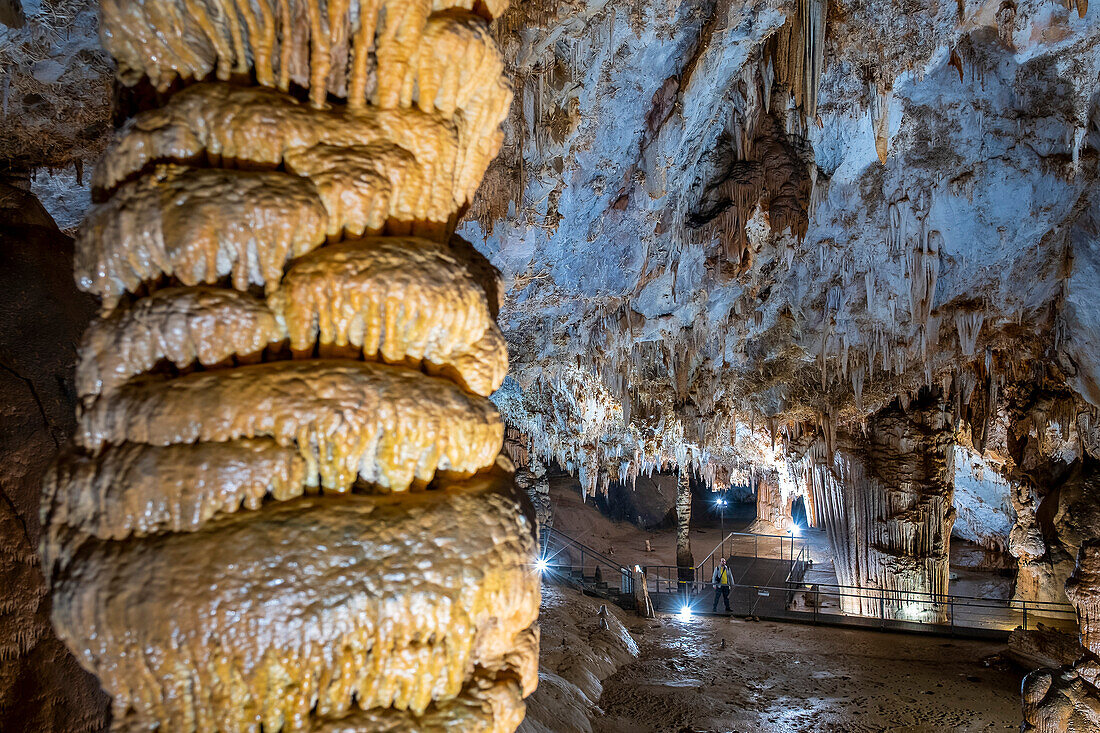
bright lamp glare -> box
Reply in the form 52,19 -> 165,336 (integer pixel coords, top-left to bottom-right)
791,524 -> 802,537
678,604 -> 693,621
535,558 -> 550,573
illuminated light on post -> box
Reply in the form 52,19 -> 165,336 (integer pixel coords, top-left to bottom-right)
535,558 -> 550,574
678,603 -> 694,621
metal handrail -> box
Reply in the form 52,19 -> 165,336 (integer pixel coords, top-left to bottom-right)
541,526 -> 625,571
781,579 -> 1077,610
696,531 -> 737,568
540,526 -> 634,594
695,530 -> 804,587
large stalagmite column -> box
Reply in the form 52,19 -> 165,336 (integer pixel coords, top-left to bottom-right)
676,468 -> 694,590
39,2 -> 540,731
809,390 -> 955,622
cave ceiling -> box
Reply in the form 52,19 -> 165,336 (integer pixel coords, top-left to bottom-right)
2,0 -> 1099,495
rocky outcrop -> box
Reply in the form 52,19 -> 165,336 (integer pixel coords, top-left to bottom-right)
1022,541 -> 1100,733
1002,377 -> 1100,610
518,586 -> 639,733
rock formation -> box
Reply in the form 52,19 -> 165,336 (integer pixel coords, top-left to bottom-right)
505,430 -> 552,527
675,468 -> 694,587
1022,542 -> 1100,732
1003,377 -> 1100,611
0,180 -> 108,732
806,389 -> 955,622
39,1 -> 539,731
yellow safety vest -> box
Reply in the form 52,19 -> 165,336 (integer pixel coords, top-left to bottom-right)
718,567 -> 729,585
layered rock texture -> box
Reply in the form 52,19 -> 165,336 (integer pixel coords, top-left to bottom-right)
1022,542 -> 1100,733
804,389 -> 955,621
37,1 -> 540,731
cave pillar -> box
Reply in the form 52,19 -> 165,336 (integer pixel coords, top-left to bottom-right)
676,468 -> 694,590
810,390 -> 955,622
755,479 -> 789,531
40,1 -> 539,731
505,430 -> 552,528
1009,479 -> 1057,607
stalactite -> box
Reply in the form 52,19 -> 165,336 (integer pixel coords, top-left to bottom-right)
955,310 -> 985,357
870,84 -> 891,165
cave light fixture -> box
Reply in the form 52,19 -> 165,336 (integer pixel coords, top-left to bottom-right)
678,602 -> 695,621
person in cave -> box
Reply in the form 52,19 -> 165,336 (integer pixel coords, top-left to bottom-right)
712,557 -> 733,613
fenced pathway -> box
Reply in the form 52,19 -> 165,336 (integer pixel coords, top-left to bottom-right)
539,525 -> 1077,641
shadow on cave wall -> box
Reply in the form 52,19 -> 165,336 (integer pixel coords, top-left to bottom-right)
0,180 -> 109,732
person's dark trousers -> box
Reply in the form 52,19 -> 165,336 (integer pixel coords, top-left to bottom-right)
712,585 -> 730,612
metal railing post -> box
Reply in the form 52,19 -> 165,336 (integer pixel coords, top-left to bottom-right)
814,585 -> 819,625
880,590 -> 886,629
950,600 -> 955,636
1023,601 -> 1028,631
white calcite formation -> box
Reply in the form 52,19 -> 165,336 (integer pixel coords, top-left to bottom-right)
457,0 -> 1099,704
952,443 -> 1014,555
41,1 -> 541,731
804,391 -> 955,621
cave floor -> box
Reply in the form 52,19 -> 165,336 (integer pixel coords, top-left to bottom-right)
594,612 -> 1023,732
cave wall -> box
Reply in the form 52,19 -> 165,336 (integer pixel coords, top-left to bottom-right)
0,181 -> 107,731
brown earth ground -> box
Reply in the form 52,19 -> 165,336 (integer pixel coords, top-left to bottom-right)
595,614 -> 1022,732
527,583 -> 1024,732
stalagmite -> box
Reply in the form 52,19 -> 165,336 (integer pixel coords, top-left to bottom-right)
41,1 -> 537,731
676,468 -> 693,588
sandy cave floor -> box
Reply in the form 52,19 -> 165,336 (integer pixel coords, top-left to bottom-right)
529,583 -> 1026,733
531,477 -> 1028,731
595,613 -> 1023,732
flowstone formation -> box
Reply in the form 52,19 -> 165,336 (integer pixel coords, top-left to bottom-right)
39,1 -> 540,731
804,389 -> 955,621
